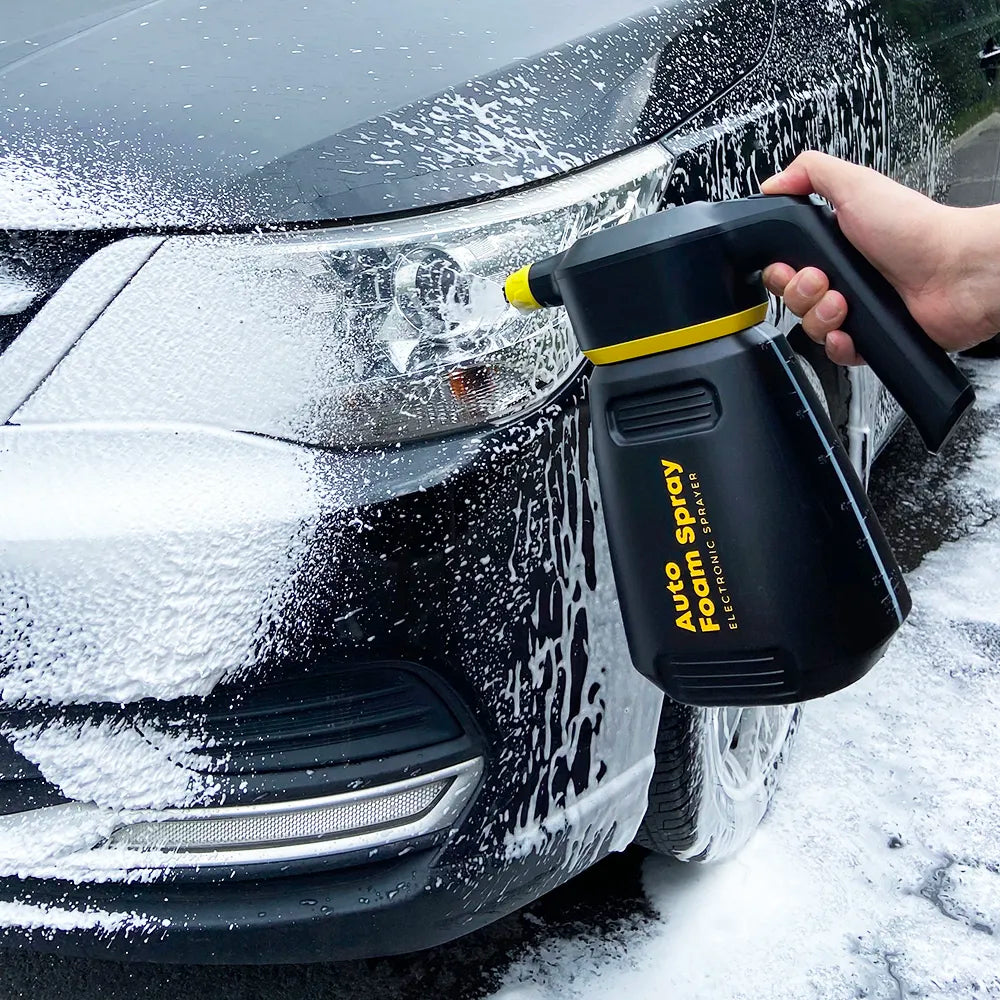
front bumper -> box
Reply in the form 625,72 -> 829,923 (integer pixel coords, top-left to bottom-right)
0,393 -> 662,960
0,756 -> 652,964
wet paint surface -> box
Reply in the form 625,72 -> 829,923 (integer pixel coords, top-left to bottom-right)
0,0 -> 771,227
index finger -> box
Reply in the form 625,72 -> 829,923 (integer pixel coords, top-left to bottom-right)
762,262 -> 796,296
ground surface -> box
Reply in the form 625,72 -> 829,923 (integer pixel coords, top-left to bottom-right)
946,111 -> 1000,206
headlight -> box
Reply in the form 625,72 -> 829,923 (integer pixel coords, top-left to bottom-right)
13,144 -> 673,446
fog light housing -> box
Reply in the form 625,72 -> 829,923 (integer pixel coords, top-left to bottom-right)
98,758 -> 482,867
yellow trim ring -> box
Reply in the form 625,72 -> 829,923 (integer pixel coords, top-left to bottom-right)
583,303 -> 769,365
504,265 -> 542,311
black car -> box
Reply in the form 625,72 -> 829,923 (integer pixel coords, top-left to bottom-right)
0,0 -> 989,965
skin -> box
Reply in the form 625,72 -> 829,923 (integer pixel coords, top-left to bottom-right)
760,151 -> 1000,365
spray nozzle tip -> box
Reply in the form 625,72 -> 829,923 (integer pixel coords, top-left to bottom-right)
504,265 -> 543,311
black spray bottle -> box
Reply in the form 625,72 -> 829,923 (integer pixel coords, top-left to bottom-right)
505,195 -> 974,707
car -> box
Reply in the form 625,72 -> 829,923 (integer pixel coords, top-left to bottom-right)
0,0 -> 990,965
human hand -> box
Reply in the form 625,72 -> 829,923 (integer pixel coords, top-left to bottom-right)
760,151 -> 1000,365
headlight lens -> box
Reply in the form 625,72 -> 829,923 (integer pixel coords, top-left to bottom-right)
14,144 -> 672,446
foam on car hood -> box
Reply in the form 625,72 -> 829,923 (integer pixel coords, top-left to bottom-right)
0,0 -> 774,229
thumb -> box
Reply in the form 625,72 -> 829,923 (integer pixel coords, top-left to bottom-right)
760,151 -> 868,206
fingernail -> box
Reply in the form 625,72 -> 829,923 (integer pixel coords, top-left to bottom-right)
816,298 -> 842,322
798,272 -> 823,296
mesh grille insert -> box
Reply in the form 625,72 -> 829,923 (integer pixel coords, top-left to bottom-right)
91,758 -> 484,867
107,778 -> 449,854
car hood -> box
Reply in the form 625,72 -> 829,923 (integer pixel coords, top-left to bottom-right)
0,0 -> 773,230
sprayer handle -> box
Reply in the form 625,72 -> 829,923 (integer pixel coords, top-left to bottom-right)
724,195 -> 974,453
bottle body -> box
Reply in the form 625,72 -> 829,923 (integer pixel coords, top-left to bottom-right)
589,323 -> 910,706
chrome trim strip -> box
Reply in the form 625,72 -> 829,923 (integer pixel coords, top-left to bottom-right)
0,236 -> 164,422
92,757 -> 483,869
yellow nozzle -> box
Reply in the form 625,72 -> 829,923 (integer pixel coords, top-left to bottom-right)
504,265 -> 541,311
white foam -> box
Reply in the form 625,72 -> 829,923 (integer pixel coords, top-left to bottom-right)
0,424 -> 320,705
9,719 -> 216,812
0,273 -> 38,316
0,899 -> 162,936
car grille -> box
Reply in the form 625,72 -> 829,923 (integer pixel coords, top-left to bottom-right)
151,661 -> 473,789
0,664 -> 482,872
0,737 -> 69,816
0,661 -> 479,812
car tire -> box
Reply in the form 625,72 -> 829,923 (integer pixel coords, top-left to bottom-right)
635,701 -> 800,860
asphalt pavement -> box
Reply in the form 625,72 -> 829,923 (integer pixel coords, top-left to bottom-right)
5,125 -> 1000,999
948,111 -> 1000,206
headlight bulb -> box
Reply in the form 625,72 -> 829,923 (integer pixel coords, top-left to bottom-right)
394,247 -> 473,336
393,246 -> 510,343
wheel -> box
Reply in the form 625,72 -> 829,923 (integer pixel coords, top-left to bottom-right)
635,331 -> 842,862
635,701 -> 800,860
